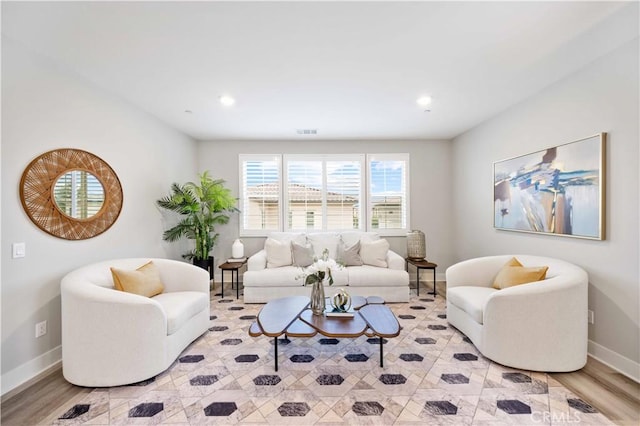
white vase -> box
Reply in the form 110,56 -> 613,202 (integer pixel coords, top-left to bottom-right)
232,239 -> 244,258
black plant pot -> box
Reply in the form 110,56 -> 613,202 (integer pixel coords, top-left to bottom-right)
193,256 -> 214,280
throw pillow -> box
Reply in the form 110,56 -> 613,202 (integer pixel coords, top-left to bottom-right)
110,261 -> 164,297
292,241 -> 314,267
307,233 -> 340,259
337,240 -> 363,266
360,239 -> 389,268
265,237 -> 293,268
492,257 -> 548,289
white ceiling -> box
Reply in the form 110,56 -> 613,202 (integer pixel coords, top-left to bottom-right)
2,1 -> 638,141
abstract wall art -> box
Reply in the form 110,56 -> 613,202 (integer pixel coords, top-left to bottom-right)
494,133 -> 605,240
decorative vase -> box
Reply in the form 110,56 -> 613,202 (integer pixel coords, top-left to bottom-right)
310,280 -> 326,316
232,239 -> 244,258
407,230 -> 426,260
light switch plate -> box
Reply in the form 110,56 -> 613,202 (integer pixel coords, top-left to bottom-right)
12,242 -> 26,259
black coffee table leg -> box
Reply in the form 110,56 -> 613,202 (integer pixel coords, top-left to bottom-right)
379,337 -> 384,367
274,336 -> 278,372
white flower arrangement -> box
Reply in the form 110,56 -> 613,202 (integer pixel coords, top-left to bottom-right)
297,248 -> 342,286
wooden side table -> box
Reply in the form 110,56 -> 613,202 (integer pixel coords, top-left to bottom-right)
405,258 -> 437,297
218,260 -> 247,299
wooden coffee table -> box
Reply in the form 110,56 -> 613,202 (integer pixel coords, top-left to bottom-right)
249,295 -> 400,371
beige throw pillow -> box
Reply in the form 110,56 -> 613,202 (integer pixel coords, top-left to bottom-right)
492,257 -> 548,289
110,261 -> 164,297
265,237 -> 293,268
337,240 -> 363,266
292,242 -> 314,267
360,239 -> 389,267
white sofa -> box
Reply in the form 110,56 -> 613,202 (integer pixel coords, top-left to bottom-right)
61,258 -> 210,387
243,232 -> 410,303
446,255 -> 588,372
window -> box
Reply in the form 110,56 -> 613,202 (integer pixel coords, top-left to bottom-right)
239,153 -> 408,236
239,155 -> 281,236
367,154 -> 410,234
284,154 -> 364,232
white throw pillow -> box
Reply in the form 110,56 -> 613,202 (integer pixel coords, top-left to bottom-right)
360,239 -> 389,268
307,233 -> 340,259
265,238 -> 292,268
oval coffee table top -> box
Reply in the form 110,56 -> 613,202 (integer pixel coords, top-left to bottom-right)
359,305 -> 401,338
256,296 -> 310,336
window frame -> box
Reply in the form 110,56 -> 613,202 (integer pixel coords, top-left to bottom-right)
238,153 -> 410,237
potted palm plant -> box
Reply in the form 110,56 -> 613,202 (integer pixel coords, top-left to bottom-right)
157,171 -> 238,275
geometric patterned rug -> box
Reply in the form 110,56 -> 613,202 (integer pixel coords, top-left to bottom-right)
49,293 -> 611,425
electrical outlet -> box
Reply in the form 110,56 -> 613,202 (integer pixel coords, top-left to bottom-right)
12,242 -> 26,259
35,320 -> 47,338
588,310 -> 595,324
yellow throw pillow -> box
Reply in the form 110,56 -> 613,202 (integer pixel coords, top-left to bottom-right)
111,261 -> 164,297
492,257 -> 548,289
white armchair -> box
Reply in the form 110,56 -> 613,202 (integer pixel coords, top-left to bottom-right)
446,255 -> 588,372
61,258 -> 210,387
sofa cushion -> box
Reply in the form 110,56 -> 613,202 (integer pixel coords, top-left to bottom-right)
152,291 -> 208,335
110,261 -> 164,297
292,242 -> 314,267
244,266 -> 349,287
447,286 -> 497,324
337,241 -> 363,266
308,233 -> 340,259
267,232 -> 307,245
347,265 -> 408,287
265,238 -> 293,268
360,239 -> 389,267
340,231 -> 380,247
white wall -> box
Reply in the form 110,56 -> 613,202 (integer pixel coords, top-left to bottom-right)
196,139 -> 454,281
1,37 -> 198,394
451,39 -> 639,379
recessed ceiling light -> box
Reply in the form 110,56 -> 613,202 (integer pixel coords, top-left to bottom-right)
416,96 -> 432,107
219,95 -> 235,106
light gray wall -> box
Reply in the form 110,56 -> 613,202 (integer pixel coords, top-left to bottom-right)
451,39 -> 639,370
196,140 -> 454,279
1,37 -> 198,392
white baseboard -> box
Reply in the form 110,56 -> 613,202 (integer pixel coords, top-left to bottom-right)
588,340 -> 640,383
1,345 -> 62,397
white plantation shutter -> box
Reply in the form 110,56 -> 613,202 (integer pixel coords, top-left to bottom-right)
326,159 -> 362,230
52,170 -> 104,218
239,153 -> 408,236
285,159 -> 323,230
239,155 -> 281,235
367,154 -> 410,234
284,155 -> 364,232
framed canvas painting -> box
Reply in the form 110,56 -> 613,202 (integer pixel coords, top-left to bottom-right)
493,133 -> 605,240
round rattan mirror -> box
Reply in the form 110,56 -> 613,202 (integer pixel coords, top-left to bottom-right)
20,149 -> 123,240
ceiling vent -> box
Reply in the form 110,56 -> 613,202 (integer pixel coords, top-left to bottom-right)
296,129 -> 318,135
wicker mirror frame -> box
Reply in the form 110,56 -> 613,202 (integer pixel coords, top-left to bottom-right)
20,149 -> 123,240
